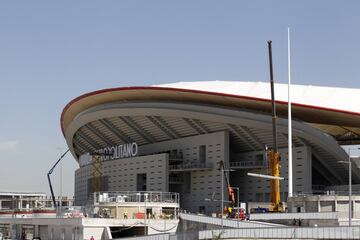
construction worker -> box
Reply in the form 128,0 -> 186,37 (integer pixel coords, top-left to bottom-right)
228,207 -> 233,216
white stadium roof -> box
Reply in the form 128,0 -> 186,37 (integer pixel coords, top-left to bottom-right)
155,81 -> 360,115
62,81 -> 360,145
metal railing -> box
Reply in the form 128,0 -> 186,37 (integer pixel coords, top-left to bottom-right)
199,226 -> 360,239
93,191 -> 180,204
250,211 -> 339,220
230,160 -> 267,169
180,213 -> 278,228
114,233 -> 171,240
312,185 -> 326,191
291,190 -> 360,197
114,232 -> 198,240
169,157 -> 184,162
169,163 -> 213,171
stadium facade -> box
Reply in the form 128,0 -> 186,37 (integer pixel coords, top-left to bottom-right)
61,81 -> 360,214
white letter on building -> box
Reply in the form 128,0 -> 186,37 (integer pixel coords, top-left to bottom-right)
131,142 -> 138,156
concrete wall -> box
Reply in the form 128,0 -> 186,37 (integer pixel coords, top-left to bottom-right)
354,201 -> 360,218
75,154 -> 168,205
305,201 -> 318,212
75,131 -> 229,213
288,195 -> 360,221
140,131 -> 230,214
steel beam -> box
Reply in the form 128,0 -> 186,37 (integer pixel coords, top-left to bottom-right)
341,127 -> 359,138
294,136 -> 306,146
238,126 -> 265,150
99,119 -> 133,143
73,139 -> 88,153
73,146 -> 83,157
146,116 -> 180,139
192,119 -> 210,133
154,116 -> 181,138
85,123 -> 115,146
182,118 -> 205,135
76,130 -> 102,150
119,116 -> 156,143
228,124 -> 257,151
312,151 -> 344,184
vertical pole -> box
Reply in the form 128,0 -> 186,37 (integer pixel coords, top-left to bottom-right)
288,27 -> 293,198
58,147 -> 63,208
267,41 -> 277,151
237,188 -> 239,219
60,161 -> 62,207
237,188 -> 240,225
234,187 -> 239,228
349,148 -> 352,226
221,169 -> 224,228
93,192 -> 96,206
145,193 -> 147,235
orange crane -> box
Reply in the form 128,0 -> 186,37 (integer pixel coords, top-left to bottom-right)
218,161 -> 235,213
267,41 -> 282,212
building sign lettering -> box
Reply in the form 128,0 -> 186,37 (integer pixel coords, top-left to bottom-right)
79,142 -> 138,167
102,142 -> 138,160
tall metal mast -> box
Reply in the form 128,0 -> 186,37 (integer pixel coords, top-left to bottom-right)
287,28 -> 293,198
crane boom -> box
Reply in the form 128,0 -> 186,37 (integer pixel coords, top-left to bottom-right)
218,161 -> 235,207
267,41 -> 282,212
47,149 -> 70,208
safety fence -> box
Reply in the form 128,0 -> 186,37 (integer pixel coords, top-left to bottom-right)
250,211 -> 338,220
180,212 -> 280,228
113,232 -> 198,240
93,191 -> 180,204
199,226 -> 360,239
114,233 -> 171,240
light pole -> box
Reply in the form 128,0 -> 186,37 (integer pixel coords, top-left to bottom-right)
144,193 -> 148,235
349,148 -> 352,227
136,193 -> 141,216
338,147 -> 360,227
221,168 -> 224,228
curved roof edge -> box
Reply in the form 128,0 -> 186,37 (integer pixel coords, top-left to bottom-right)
61,81 -> 360,136
155,81 -> 360,113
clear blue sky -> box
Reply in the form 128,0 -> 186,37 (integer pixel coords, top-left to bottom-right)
0,1 -> 359,196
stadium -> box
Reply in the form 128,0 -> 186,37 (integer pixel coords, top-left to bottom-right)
61,81 -> 360,214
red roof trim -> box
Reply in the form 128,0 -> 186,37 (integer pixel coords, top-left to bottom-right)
61,86 -> 360,135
